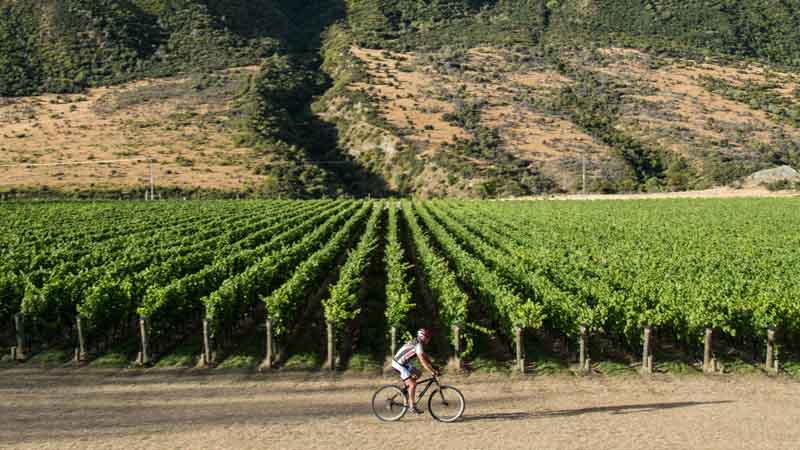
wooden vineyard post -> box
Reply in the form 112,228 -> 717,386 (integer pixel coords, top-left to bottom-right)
390,326 -> 398,357
515,327 -> 525,374
579,325 -> 589,373
448,324 -> 462,372
262,318 -> 273,370
386,326 -> 398,370
325,321 -> 335,371
202,319 -> 212,366
642,326 -> 653,374
703,328 -> 714,373
14,313 -> 27,361
765,328 -> 776,373
75,316 -> 88,363
138,317 -> 150,366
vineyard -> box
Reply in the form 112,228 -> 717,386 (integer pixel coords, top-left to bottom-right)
1,198 -> 799,375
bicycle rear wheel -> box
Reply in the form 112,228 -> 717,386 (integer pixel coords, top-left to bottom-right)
428,385 -> 465,422
372,385 -> 408,422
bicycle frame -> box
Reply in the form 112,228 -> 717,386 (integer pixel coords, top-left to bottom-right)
404,376 -> 443,404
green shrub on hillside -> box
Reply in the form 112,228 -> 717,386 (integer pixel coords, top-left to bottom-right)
345,0 -> 547,50
0,0 -> 280,96
248,55 -> 321,143
545,63 -> 666,188
551,0 -> 800,67
344,0 -> 800,67
4,0 -> 800,96
0,0 -> 156,94
765,179 -> 797,191
0,8 -> 41,95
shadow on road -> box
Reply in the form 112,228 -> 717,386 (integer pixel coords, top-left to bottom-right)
462,400 -> 734,422
539,400 -> 734,417
460,412 -> 533,422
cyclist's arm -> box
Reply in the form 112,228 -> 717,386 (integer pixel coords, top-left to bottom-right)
418,352 -> 438,376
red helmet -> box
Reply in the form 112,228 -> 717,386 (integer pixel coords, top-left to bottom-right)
417,328 -> 431,341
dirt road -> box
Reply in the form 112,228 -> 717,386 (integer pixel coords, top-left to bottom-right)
511,186 -> 800,201
1,367 -> 798,450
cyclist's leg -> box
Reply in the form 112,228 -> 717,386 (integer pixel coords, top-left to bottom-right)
406,367 -> 420,410
392,361 -> 420,410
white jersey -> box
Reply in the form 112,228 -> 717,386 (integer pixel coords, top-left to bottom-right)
394,338 -> 425,365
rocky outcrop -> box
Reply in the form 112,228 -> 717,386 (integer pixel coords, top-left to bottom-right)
745,166 -> 800,186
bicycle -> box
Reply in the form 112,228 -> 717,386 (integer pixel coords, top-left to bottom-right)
371,375 -> 465,422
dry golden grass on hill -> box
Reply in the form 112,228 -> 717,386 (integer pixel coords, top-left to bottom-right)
0,67 -> 262,192
349,47 -> 470,153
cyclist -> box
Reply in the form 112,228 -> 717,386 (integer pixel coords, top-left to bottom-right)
391,328 -> 439,414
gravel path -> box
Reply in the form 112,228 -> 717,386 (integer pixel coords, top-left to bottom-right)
1,368 -> 798,450
513,187 -> 800,201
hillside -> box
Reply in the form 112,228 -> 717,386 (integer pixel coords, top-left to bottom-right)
326,43 -> 800,196
1,0 -> 799,197
0,67 -> 263,194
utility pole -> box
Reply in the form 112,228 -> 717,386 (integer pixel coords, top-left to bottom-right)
581,151 -> 587,195
148,158 -> 155,201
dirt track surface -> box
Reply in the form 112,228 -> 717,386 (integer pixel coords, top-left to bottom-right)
510,187 -> 800,201
1,368 -> 799,450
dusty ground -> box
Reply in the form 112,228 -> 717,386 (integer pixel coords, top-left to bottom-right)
511,186 -> 800,201
2,367 -> 798,450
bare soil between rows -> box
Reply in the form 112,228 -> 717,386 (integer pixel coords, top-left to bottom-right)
1,367 -> 798,450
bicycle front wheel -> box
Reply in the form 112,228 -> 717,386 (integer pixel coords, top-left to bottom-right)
428,385 -> 465,422
372,385 -> 408,422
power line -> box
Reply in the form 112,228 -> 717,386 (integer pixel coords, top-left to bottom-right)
0,157 -> 153,168
259,161 -> 359,166
0,158 -> 365,168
